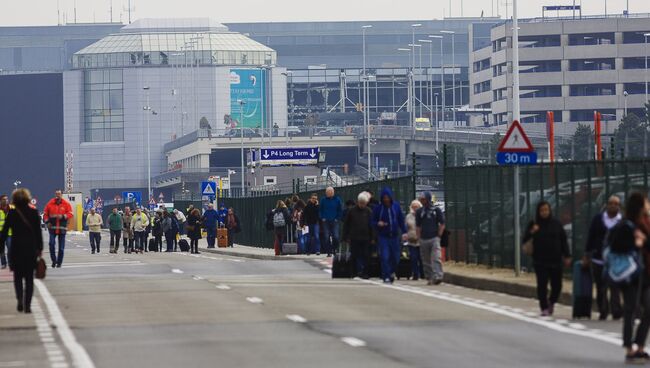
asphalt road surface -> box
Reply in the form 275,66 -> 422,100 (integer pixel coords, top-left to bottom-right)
0,232 -> 629,367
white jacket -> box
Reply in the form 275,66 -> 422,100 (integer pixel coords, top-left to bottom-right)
86,213 -> 103,233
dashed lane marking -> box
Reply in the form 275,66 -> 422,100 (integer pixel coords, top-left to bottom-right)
215,284 -> 231,290
286,314 -> 308,323
341,337 -> 367,348
246,297 -> 264,304
171,269 -> 184,274
0,362 -> 27,367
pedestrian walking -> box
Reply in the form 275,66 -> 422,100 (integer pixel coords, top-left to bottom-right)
372,187 -> 407,284
170,213 -> 180,251
162,211 -> 175,252
606,192 -> 650,364
0,188 -> 43,313
187,209 -> 202,254
342,192 -> 375,278
85,208 -> 103,254
292,201 -> 306,253
303,194 -> 321,255
320,187 -> 343,257
131,208 -> 149,254
122,207 -> 134,253
143,209 -> 152,252
523,201 -> 571,317
202,204 -> 219,248
271,200 -> 291,256
584,195 -> 623,320
43,190 -> 73,268
174,209 -> 186,236
416,192 -> 445,285
107,208 -> 123,254
152,211 -> 163,252
225,207 -> 241,248
0,195 -> 11,269
406,199 -> 423,281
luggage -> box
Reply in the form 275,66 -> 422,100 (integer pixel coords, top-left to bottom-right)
395,245 -> 412,280
572,260 -> 593,319
282,242 -> 298,255
178,239 -> 190,252
217,227 -> 229,248
148,238 -> 158,252
332,242 -> 353,278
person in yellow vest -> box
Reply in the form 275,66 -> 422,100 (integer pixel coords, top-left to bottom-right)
85,208 -> 103,254
130,208 -> 149,253
0,195 -> 11,269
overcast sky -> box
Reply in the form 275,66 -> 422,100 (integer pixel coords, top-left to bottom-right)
1,0 -> 648,26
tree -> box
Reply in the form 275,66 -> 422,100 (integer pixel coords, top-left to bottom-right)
478,133 -> 502,164
558,124 -> 593,161
444,145 -> 466,167
613,113 -> 649,158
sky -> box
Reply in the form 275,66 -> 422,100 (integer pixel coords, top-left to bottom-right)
0,0 -> 648,26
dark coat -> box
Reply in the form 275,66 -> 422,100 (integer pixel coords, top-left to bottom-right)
225,214 -> 241,233
585,212 -> 619,261
0,205 -> 43,273
303,202 -> 320,225
342,205 -> 375,243
523,218 -> 570,266
186,214 -> 202,240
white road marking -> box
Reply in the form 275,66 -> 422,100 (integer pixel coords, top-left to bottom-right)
171,269 -> 184,274
323,269 -> 332,274
286,314 -> 307,323
0,362 -> 27,367
246,297 -> 264,304
35,280 -> 96,368
57,261 -> 143,269
192,276 -> 204,281
364,280 -> 624,347
341,337 -> 367,347
215,284 -> 231,290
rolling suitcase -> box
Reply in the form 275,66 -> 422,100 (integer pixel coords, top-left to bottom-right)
217,226 -> 229,248
332,242 -> 353,278
281,243 -> 298,255
178,239 -> 190,252
148,238 -> 158,252
395,245 -> 412,280
572,260 -> 593,319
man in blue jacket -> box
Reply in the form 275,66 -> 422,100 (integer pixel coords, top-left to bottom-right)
319,187 -> 343,257
372,187 -> 407,284
202,204 -> 219,248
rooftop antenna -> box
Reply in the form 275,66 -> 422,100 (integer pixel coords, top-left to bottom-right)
56,0 -> 61,25
110,0 -> 113,23
124,0 -> 135,24
74,0 -> 77,23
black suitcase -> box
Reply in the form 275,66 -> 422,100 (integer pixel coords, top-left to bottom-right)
395,245 -> 412,280
178,239 -> 190,252
572,260 -> 592,319
148,238 -> 158,252
332,242 -> 353,278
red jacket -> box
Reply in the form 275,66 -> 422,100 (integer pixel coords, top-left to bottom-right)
43,198 -> 73,235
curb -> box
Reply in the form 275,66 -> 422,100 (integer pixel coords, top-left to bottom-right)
199,247 -> 301,261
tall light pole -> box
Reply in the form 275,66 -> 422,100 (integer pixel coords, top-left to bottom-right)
238,99 -> 246,195
408,44 -> 423,117
430,35 -> 444,133
13,180 -> 21,191
143,86 -> 152,202
512,0 -> 522,277
434,93 -> 439,150
419,39 -> 434,123
398,47 -> 414,127
362,25 -> 372,179
624,90 -> 629,117
441,30 -> 456,125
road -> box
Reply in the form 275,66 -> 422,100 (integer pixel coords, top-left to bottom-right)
0,232 -> 627,368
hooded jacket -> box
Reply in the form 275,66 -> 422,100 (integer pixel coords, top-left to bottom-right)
372,187 -> 407,238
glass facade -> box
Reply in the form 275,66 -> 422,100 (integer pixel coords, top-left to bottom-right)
83,69 -> 124,142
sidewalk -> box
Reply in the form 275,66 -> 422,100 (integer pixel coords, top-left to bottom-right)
197,239 -> 575,305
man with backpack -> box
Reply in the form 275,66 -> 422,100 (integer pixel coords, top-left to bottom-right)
585,195 -> 623,320
416,192 -> 445,285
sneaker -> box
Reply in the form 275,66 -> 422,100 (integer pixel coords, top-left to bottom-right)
625,351 -> 647,365
316,252 -> 321,256
548,303 -> 555,316
427,280 -> 434,285
91,251 -> 95,254
17,302 -> 23,312
433,279 -> 442,285
24,307 -> 31,314
327,253 -> 332,257
51,263 -> 56,268
383,279 -> 392,284
56,264 -> 61,268
541,309 -> 550,317
1,265 -> 6,269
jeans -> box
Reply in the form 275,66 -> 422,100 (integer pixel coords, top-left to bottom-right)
164,232 -> 174,252
350,239 -> 371,277
378,235 -> 401,281
206,228 -> 216,248
408,246 -> 422,279
534,263 -> 563,311
134,231 -> 147,252
14,268 -> 34,309
296,230 -> 306,254
110,230 -> 121,252
592,262 -> 623,319
306,223 -> 320,254
1,237 -> 11,268
227,228 -> 235,247
322,220 -> 340,255
190,239 -> 199,253
89,232 -> 101,253
274,230 -> 285,256
420,237 -> 443,282
48,232 -> 66,266
622,283 -> 650,348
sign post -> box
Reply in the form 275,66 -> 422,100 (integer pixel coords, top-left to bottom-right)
497,120 -> 537,276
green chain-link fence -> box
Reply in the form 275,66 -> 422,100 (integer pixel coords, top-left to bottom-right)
444,159 -> 650,271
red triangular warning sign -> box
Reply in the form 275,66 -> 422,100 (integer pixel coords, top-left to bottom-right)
498,120 -> 534,152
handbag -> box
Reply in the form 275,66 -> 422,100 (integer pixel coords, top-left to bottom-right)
522,238 -> 534,256
35,257 -> 46,279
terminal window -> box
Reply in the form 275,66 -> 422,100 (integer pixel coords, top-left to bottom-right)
83,69 -> 124,142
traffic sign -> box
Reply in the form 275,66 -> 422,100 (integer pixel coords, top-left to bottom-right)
496,152 -> 538,165
201,181 -> 217,196
122,191 -> 142,206
255,147 -> 319,166
497,120 -> 534,153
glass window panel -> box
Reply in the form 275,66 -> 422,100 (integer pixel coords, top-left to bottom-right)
109,90 -> 123,110
109,69 -> 122,83
110,129 -> 123,141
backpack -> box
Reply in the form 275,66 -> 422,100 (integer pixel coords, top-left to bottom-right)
273,210 -> 286,228
603,220 -> 643,286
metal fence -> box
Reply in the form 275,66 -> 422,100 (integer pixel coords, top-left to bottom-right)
222,175 -> 415,248
444,159 -> 650,270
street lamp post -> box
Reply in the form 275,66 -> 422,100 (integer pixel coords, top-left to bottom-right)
143,86 -> 152,201
441,30 -> 456,125
398,47 -> 414,127
13,180 -> 21,191
408,44 -> 422,118
238,99 -> 246,195
419,39 -> 434,123
434,93 -> 439,151
362,25 -> 372,179
430,35 -> 444,135
624,90 -> 629,117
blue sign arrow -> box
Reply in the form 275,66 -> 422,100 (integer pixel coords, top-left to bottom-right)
259,147 -> 319,163
496,152 -> 538,166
